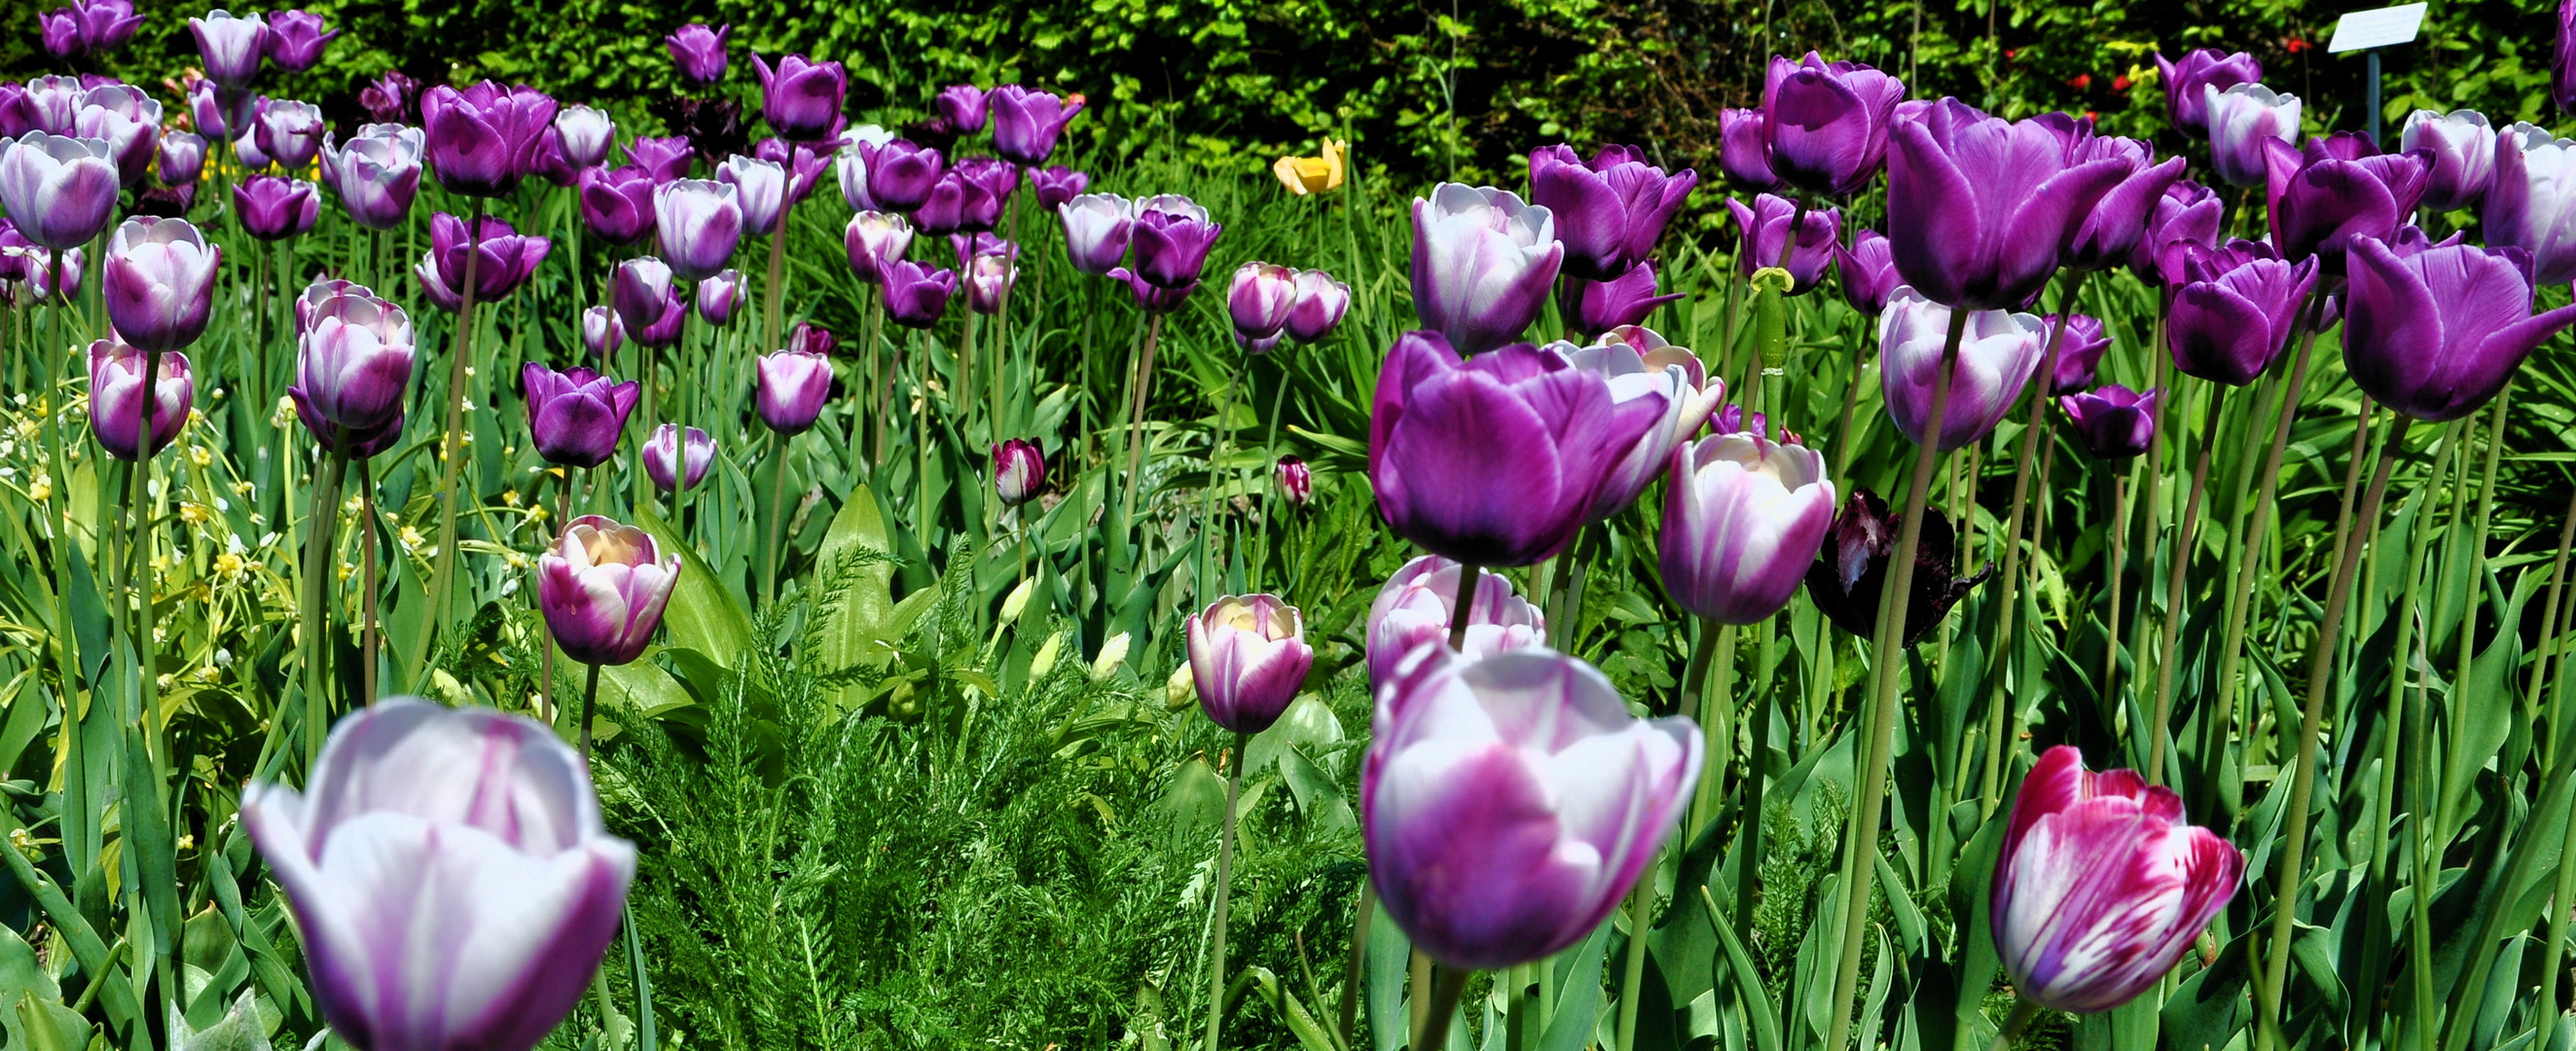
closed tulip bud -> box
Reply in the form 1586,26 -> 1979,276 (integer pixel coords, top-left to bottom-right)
1187,595 -> 1315,735
1564,262 -> 1684,338
666,22 -> 729,84
577,164 -> 656,245
2344,229 -> 2576,422
1273,138 -> 1346,196
1287,269 -> 1351,344
989,85 -> 1084,166
574,308 -> 621,362
993,438 -> 1045,506
2155,50 -> 2261,138
2205,83 -> 2301,189
190,11 -> 269,90
2132,179 -> 2225,286
1878,287 -> 2047,452
1834,228 -> 1899,315
936,85 -> 990,135
421,82 -> 556,198
2062,136 -> 2185,272
2167,240 -> 2316,385
1718,108 -> 1782,192
1228,262 -> 1298,345
260,10 -> 335,71
2403,109 -> 2497,213
1887,99 -> 2130,309
539,515 -> 680,666
2058,384 -> 2159,460
415,213 -> 550,310
88,338 -> 192,460
2486,123 -> 2576,285
1370,332 -> 1667,566
644,424 -> 712,493
1412,183 -> 1564,354
695,268 -> 744,325
241,700 -> 637,1051
41,10 -> 80,59
1761,53 -> 1905,197
1728,194 -> 1841,294
862,138 -> 943,212
882,258 -> 957,329
754,54 -> 847,141
961,247 -> 1018,315
789,321 -> 835,359
1131,195 -> 1221,288
68,0 -> 142,54
0,131 -> 119,251
844,210 -> 913,285
1277,455 -> 1313,507
627,135 -> 693,185
157,131 -> 206,187
554,105 -> 615,169
752,136 -> 829,203
1529,142 -> 1697,281
1365,644 -> 1699,969
1994,746 -> 2243,1013
2267,133 -> 2430,275
610,256 -> 674,337
1661,432 -> 1836,624
320,123 -> 424,230
752,348 -> 830,435
234,175 -> 317,240
291,288 -> 414,437
2047,312 -> 2111,393
358,71 -> 416,126
1060,193 -> 1135,275
1802,486 -> 1989,644
103,217 -> 219,353
76,86 -> 161,187
653,178 -> 743,280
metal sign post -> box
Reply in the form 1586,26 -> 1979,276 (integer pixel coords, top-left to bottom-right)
2328,2 -> 2428,145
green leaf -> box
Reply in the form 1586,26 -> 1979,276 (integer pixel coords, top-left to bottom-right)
1702,888 -> 1781,1051
632,507 -> 754,667
1537,921 -> 1610,1051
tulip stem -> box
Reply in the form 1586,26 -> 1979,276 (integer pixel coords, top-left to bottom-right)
128,344 -> 166,765
360,459 -> 380,707
2101,473 -> 2129,707
763,431 -> 792,607
2209,294 -> 2323,811
540,469 -> 570,724
1411,964 -> 1469,1051
1614,865 -> 1656,1051
1252,375 -> 1292,592
1829,305 -> 1969,1050
579,660 -> 602,760
1205,731 -> 1248,1051
1977,268 -> 2084,815
765,201 -> 791,367
425,198 -> 487,659
866,298 -> 889,472
1986,997 -> 2043,1051
1682,621 -> 1733,839
2441,384 -> 2513,843
299,442 -> 349,774
2530,489 -> 2576,770
1197,357 -> 1247,609
1338,883 -> 1374,1051
1119,312 -> 1168,570
2145,384 -> 2225,784
1446,564 -> 1481,653
2256,409 -> 2410,1047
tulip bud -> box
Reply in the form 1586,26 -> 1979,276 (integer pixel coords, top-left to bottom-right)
2343,229 -> 2576,422
1280,270 -> 1350,344
1411,184 -> 1562,354
695,268 -> 744,326
88,338 -> 192,460
1129,194 -> 1221,289
103,216 -> 219,353
2167,240 -> 2316,385
667,23 -> 729,85
189,11 -> 269,90
789,320 -> 836,358
1729,194 -> 1840,293
627,135 -> 694,184
1993,746 -> 2242,1012
882,258 -> 958,329
644,423 -> 713,493
1529,143 -> 1697,281
2486,123 -> 2576,285
241,700 -> 636,1051
718,154 -> 787,236
1761,53 -> 1905,198
2402,109 -> 2496,213
554,105 -> 615,170
1091,633 -> 1132,680
1365,555 -> 1545,691
0,130 -> 120,251
157,131 -> 206,187
610,257 -> 675,338
291,288 -> 415,439
41,10 -> 81,59
755,349 -> 832,435
2046,312 -> 2111,394
1228,262 -> 1298,347
2156,49 -> 2261,138
989,85 -> 1084,166
1059,193 -> 1135,275
261,10 -> 336,72
993,438 -> 1045,506
320,123 -> 424,231
1661,432 -> 1836,625
254,97 -> 323,169
1187,595 -> 1316,735
1364,645 -> 1699,969
420,81 -> 558,198
581,306 -> 624,360
1276,455 -> 1313,507
1876,287 -> 2046,453
863,138 -> 943,212
525,362 -> 638,469
844,210 -> 914,285
2058,384 -> 2159,461
1833,229 -> 1899,315
1000,577 -> 1036,623
1802,486 -> 1988,645
233,175 -> 318,240
2204,83 -> 2301,189
653,178 -> 743,280
936,85 -> 990,135
540,516 -> 681,666
578,163 -> 657,245
754,54 -> 847,142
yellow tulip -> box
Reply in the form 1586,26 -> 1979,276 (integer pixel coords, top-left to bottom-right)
1272,138 -> 1347,196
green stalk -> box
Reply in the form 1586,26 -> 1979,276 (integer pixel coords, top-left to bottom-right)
1977,271 -> 2086,813
1338,883 -> 1374,1051
300,442 -> 350,772
1205,731 -> 1249,1051
578,660 -> 602,759
2102,473 -> 2130,705
1614,862 -> 1657,1051
1987,998 -> 2043,1051
2406,573 -> 2438,1051
2533,490 -> 2576,771
2209,296 -> 2324,796
1197,356 -> 1247,609
2439,386 -> 2512,843
1730,625 -> 1768,941
1119,312 -> 1169,568
1686,622 -> 1735,838
1411,965 -> 1470,1051
1829,306 -> 1970,1046
764,201 -> 791,363
423,198 -> 488,651
762,430 -> 792,606
1252,373 -> 1293,592
2145,384 -> 2224,783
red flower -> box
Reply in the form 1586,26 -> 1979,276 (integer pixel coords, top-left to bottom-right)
2067,73 -> 2093,90
2113,74 -> 2132,91
2285,37 -> 2311,53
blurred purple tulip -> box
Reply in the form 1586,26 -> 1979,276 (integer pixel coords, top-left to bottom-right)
157,131 -> 206,187
863,138 -> 943,212
2062,135 -> 2186,272
2343,229 -> 2576,422
1107,266 -> 1197,312
291,287 -> 414,440
2206,84 -> 2301,189
790,321 -> 835,357
2046,312 -> 2110,393
1661,432 -> 1836,624
191,11 -> 269,90
912,168 -> 977,236
752,136 -> 829,203
1761,53 -> 1905,197
667,24 -> 729,87
0,131 -> 119,250
610,256 -> 673,336
2156,50 -> 2261,138
320,123 -> 423,230
1412,183 -> 1562,354
628,135 -> 693,184
1363,556 -> 1545,691
994,438 -> 1045,506
19,77 -> 81,137
1878,287 -> 2047,452
936,86 -> 990,135
1728,193 -> 1841,294
415,213 -> 550,310
2558,0 -> 2576,116
541,516 -> 680,666
2058,384 -> 2159,460
754,54 -> 846,141
1277,455 -> 1313,506
2132,179 -> 2225,286
1564,262 -> 1684,336
525,362 -> 638,469
88,338 -> 192,460
2167,240 -> 2317,385
420,81 -> 557,198
41,10 -> 82,60
293,278 -> 369,335
581,306 -> 623,360
2404,109 -> 2497,212
186,81 -> 231,141
1528,143 -> 1697,281
1287,269 -> 1351,344
1059,193 -> 1133,275
755,348 -> 832,434
653,178 -> 742,280
644,424 -> 712,492
103,216 -> 219,353
843,210 -> 913,285
52,0 -> 140,55
578,164 -> 656,245
1188,595 -> 1316,735
234,175 -> 317,240
1032,165 -> 1089,210
990,85 -> 1084,166
262,10 -> 337,72
1719,108 -> 1783,193
961,245 -> 1018,315
629,289 -> 685,348
1834,229 -> 1899,314
2486,123 -> 2576,285
1885,98 -> 2130,309
554,105 -> 614,169
695,268 -> 744,325
882,258 -> 957,328
359,72 -> 417,126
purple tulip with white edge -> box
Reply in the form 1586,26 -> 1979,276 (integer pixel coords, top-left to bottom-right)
293,279 -> 368,334
320,123 -> 424,231
1884,98 -> 2130,310
1364,644 -> 1700,969
525,362 -> 637,469
2156,50 -> 2261,138
2485,123 -> 2576,286
994,439 -> 1045,507
610,257 -> 674,338
1411,183 -> 1564,355
844,210 -> 913,285
2402,109 -> 2496,213
1877,286 -> 2048,453
754,348 -> 832,435
1060,193 -> 1134,275
1728,194 -> 1841,294
1228,262 -> 1298,348
291,288 -> 415,437
653,178 -> 743,280
415,213 -> 551,310
628,291 -> 685,349
235,175 -> 318,240
88,338 -> 192,460
1287,269 -> 1351,344
1560,338 -> 1722,525
554,105 -> 615,170
696,269 -> 744,326
190,11 -> 269,90
989,85 -> 1084,166
1367,556 -> 1551,698
2059,385 -> 2159,460
2342,228 -> 2576,423
420,82 -> 558,198
158,131 -> 206,187
961,247 -> 1018,316
0,131 -> 120,251
643,424 -> 712,493
581,307 -> 624,360
754,54 -> 847,141
103,216 -> 219,353
1992,746 -> 2242,1013
1660,431 -> 1836,625
2204,83 -> 2300,189
1130,194 -> 1221,289
1277,456 -> 1313,506
240,699 -> 636,1051
1760,53 -> 1905,197
716,154 -> 786,236
1527,142 -> 1697,281
75,85 -> 160,187
540,515 -> 681,667
1188,595 -> 1316,735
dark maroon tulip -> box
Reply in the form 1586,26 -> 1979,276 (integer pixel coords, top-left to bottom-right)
2130,179 -> 2225,286
863,139 -> 944,212
2062,135 -> 2186,272
1131,197 -> 1222,289
752,136 -> 829,203
882,258 -> 957,328
2047,312 -> 2111,393
627,136 -> 693,185
359,72 -> 417,126
1528,143 -> 1697,281
420,81 -> 556,198
2263,133 -> 2431,276
1885,98 -> 2130,309
2167,239 -> 2317,385
670,97 -> 745,168
131,184 -> 196,218
524,362 -> 638,469
2344,228 -> 2576,422
1728,194 -> 1841,294
415,213 -> 551,311
2155,50 -> 2261,138
263,10 -> 337,73
1564,262 -> 1683,336
1802,486 -> 1988,645
1719,108 -> 1783,193
2059,384 -> 2159,460
577,164 -> 656,245
989,85 -> 1084,166
1367,331 -> 1667,567
753,54 -> 846,141
234,175 -> 317,240
1834,228 -> 1898,314
1031,165 -> 1089,210
1761,53 -> 1905,198
936,86 -> 990,135
667,23 -> 728,87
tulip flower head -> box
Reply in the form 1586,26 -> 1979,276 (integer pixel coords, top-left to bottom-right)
843,210 -> 914,286
1993,746 -> 2242,1013
581,306 -> 624,360
1834,229 -> 1899,315
1228,262 -> 1299,350
961,245 -> 1018,315
549,105 -> 615,171
2167,240 -> 2317,385
882,258 -> 957,329
89,337 -> 193,460
2047,312 -> 2112,393
1728,194 -> 1841,293
76,85 -> 162,187
358,71 -> 417,126
2204,83 -> 2301,189
103,216 -> 219,353
321,123 -> 425,231
49,0 -> 140,56
2061,134 -> 2186,273
1529,143 -> 1697,280
190,11 -> 269,90
1031,164 -> 1090,210
627,135 -> 694,184
643,425 -> 712,492
1562,337 -> 1723,524
1364,645 -> 1700,969
2486,123 -> 2576,285
652,178 -> 743,280
1059,193 -> 1135,275
1877,287 -> 2047,452
2132,179 -> 2226,286
935,85 -> 990,135
2342,229 -> 2576,422
1274,138 -> 1347,196
1661,432 -> 1837,625
1718,108 -> 1783,193
2266,132 -> 2431,276
989,85 -> 1084,166
753,54 -> 847,142
695,268 -> 744,326
1187,595 -> 1316,735
420,82 -> 558,199
1564,263 -> 1684,338
789,320 -> 835,358
610,257 -> 675,338
1129,194 -> 1221,289
755,348 -> 832,435
234,174 -> 318,240
415,212 -> 551,311
1802,486 -> 1989,645
862,138 -> 943,212
1885,99 -> 2132,309
578,164 -> 657,245
2059,384 -> 2159,461
2156,50 -> 2261,138
1277,455 -> 1314,506
1108,264 -> 1197,315
231,125 -> 272,171
1760,53 -> 1905,197
1287,269 -> 1352,344
540,516 -> 681,668
993,438 -> 1045,507
1412,183 -> 1564,354
291,288 -> 415,439
241,700 -> 637,1051
261,10 -> 336,72
21,77 -> 82,137
667,23 -> 729,86
717,154 -> 787,236
2404,109 -> 2497,213
158,131 -> 207,187
1363,555 -> 1545,689
0,131 -> 121,251
525,362 -> 637,469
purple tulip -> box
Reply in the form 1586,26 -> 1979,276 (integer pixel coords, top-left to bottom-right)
1228,262 -> 1299,347
2265,133 -> 2430,276
241,699 -> 636,1051
191,11 -> 269,90
912,170 -> 974,236
540,515 -> 681,666
420,81 -> 557,198
2043,313 -> 2111,393
753,54 -> 846,141
961,246 -> 1017,315
2205,84 -> 2301,189
234,175 -> 318,240
2343,229 -> 2576,422
1364,644 -> 1700,969
1277,455 -> 1313,506
359,72 -> 417,126
1364,555 -> 1545,693
1878,287 -> 2047,452
41,10 -> 82,59
629,289 -> 685,348
843,210 -> 913,285
581,307 -> 623,360
2132,179 -> 2226,286
1368,332 -> 1665,566
320,123 -> 424,231
936,86 -> 990,135
75,85 -> 161,187
1885,99 -> 2131,310
2058,384 -> 2159,460
2167,240 -> 2317,386
89,338 -> 192,460
667,23 -> 729,86
2485,123 -> 2576,285
1187,595 -> 1316,735
1802,486 -> 1987,644
18,77 -> 81,139
653,179 -> 743,280
103,217 -> 219,353
956,156 -> 1017,230
643,424 -> 712,492
2061,135 -> 2185,272
2156,50 -> 2262,138
1031,165 -> 1089,210
553,105 -> 614,170
694,268 -> 744,325
578,164 -> 657,245
835,145 -> 877,211
2558,0 -> 2576,116
1565,263 -> 1684,336
1412,183 -> 1564,354
182,82 -> 227,142
157,131 -> 206,187
628,135 -> 693,184
1834,228 -> 1899,315
1288,269 -> 1351,344
715,154 -> 787,238
262,10 -> 337,72
1760,53 -> 1905,197
64,0 -> 141,54
414,213 -> 550,310
2403,109 -> 2497,212
1131,194 -> 1221,288
610,257 -> 673,337
1560,339 -> 1720,525
1728,194 -> 1841,294
1059,193 -> 1133,275
1661,432 -> 1836,625
0,86 -> 39,139
523,362 -> 636,471
290,287 -> 414,440
1107,266 -> 1197,312
293,278 -> 370,335
994,438 -> 1045,506
1994,746 -> 2242,1012
754,348 -> 832,435
989,85 -> 1084,166
752,137 -> 829,203
863,138 -> 943,212
0,131 -> 120,251
1528,143 -> 1697,281
882,258 -> 957,329
1719,108 -> 1783,192
790,322 -> 835,359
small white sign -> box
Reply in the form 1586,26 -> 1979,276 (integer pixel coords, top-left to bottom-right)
2328,3 -> 2428,53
